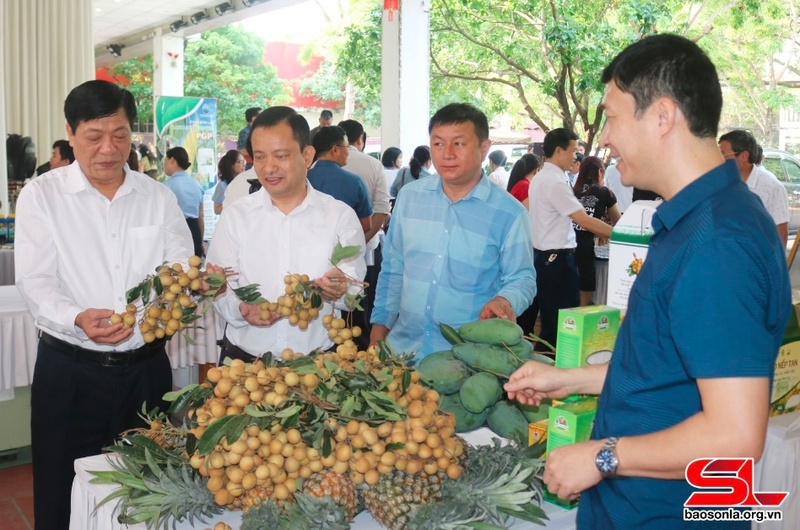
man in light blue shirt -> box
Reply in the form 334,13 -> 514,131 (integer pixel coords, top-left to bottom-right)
370,103 -> 536,358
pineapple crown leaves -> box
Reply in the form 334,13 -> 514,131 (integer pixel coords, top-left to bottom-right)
240,501 -> 284,530
91,454 -> 221,530
282,493 -> 351,530
239,495 -> 349,530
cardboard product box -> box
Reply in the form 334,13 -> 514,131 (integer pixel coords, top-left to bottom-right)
607,201 -> 658,314
528,419 -> 549,446
771,308 -> 800,416
544,396 -> 599,508
555,306 -> 620,369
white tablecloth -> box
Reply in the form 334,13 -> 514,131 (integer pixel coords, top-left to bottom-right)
0,284 -> 222,401
70,412 -> 800,530
0,285 -> 38,400
71,428 -> 577,530
0,247 -> 14,286
753,411 -> 800,530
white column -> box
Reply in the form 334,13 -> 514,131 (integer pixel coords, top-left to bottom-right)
3,0 -> 94,206
0,2 -> 7,215
152,30 -> 184,98
381,0 -> 431,158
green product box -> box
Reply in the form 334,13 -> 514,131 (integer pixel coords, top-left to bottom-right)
556,306 -> 620,369
771,307 -> 800,416
543,396 -> 598,509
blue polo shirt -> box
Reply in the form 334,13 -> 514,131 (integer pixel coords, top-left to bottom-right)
307,160 -> 373,220
164,171 -> 204,219
579,160 -> 791,528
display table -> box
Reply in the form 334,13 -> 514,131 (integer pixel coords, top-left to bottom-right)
0,246 -> 14,286
0,285 -> 222,401
753,410 -> 800,530
0,285 -> 38,401
71,428 -> 577,530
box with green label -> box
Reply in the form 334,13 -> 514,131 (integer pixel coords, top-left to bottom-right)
555,306 -> 620,369
543,396 -> 598,508
771,308 -> 800,416
608,201 -> 658,314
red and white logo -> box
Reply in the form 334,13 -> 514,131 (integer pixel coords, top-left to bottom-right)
683,458 -> 787,523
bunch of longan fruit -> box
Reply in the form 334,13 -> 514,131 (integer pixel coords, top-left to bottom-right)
111,255 -> 205,343
256,274 -> 323,330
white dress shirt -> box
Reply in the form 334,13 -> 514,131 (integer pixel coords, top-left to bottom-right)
528,162 -> 584,250
747,165 -> 790,225
222,168 -> 257,210
206,184 -> 366,357
343,148 -> 391,260
489,166 -> 510,190
14,162 -> 193,350
604,164 -> 633,213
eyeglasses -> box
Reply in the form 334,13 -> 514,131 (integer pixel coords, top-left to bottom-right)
335,143 -> 350,149
720,150 -> 741,159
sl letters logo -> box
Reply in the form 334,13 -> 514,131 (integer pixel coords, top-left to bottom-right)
684,458 -> 788,508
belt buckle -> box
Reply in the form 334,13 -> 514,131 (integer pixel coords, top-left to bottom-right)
101,350 -> 127,367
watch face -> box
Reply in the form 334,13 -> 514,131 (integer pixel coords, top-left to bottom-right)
596,448 -> 618,474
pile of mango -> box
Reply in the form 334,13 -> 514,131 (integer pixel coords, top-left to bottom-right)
416,319 -> 553,440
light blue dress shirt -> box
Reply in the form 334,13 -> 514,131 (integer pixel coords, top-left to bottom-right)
372,175 -> 536,358
164,171 -> 203,218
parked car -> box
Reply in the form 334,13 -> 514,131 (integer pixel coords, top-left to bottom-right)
761,148 -> 800,234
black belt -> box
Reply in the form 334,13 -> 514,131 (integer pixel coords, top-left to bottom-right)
40,332 -> 166,367
535,248 -> 575,254
221,337 -> 259,362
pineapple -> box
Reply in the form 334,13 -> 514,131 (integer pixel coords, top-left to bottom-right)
302,469 -> 358,520
363,471 -> 445,530
231,485 -> 275,511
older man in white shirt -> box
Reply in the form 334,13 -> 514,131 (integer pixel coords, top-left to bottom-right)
15,80 -> 193,530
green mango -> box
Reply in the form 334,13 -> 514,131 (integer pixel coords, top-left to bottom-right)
439,393 -> 488,432
452,342 -> 521,377
517,399 -> 552,423
458,318 -> 523,346
417,349 -> 455,369
416,358 -> 470,396
487,400 -> 529,440
459,372 -> 503,413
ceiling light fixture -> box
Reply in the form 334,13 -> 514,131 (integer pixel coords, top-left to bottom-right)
169,19 -> 188,33
107,44 -> 124,57
190,10 -> 209,24
242,0 -> 261,7
215,2 -> 234,15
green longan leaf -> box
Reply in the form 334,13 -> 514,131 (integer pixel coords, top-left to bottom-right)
197,415 -> 245,455
153,275 -> 163,296
245,404 -> 272,418
401,369 -> 411,395
330,242 -> 361,265
162,384 -> 199,403
126,285 -> 141,305
205,273 -> 225,287
141,279 -> 151,305
311,292 -> 322,309
275,404 -> 302,419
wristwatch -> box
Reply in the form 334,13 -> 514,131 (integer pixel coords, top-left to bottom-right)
595,437 -> 619,478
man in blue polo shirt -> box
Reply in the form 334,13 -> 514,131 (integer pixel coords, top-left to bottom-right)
505,34 -> 791,528
307,125 -> 373,235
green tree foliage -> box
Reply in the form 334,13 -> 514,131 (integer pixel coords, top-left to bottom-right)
184,25 -> 291,136
309,0 -> 800,150
106,25 -> 291,137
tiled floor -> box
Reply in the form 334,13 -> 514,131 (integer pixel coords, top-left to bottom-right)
0,462 -> 34,529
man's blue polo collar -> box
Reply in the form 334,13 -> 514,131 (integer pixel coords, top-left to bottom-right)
653,159 -> 740,233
